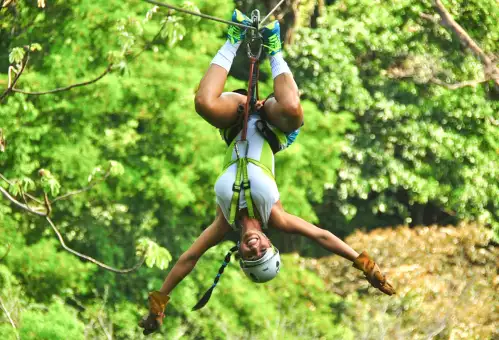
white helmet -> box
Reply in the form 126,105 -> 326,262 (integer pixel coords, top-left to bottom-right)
239,246 -> 281,283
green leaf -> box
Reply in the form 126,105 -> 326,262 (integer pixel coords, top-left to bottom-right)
9,47 -> 25,64
20,177 -> 35,192
136,238 -> 172,270
39,169 -> 61,196
87,166 -> 103,183
108,160 -> 125,177
29,43 -> 43,52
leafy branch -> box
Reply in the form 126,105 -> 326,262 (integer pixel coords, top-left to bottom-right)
1,6 -> 184,101
418,0 -> 499,89
46,217 -> 145,274
11,64 -> 114,96
52,165 -> 114,203
0,46 -> 30,102
427,77 -> 491,90
0,164 -> 146,274
0,6 -> 176,275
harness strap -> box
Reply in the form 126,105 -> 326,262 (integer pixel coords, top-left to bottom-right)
227,22 -> 263,225
228,157 -> 255,224
229,157 -> 243,224
222,158 -> 274,180
227,156 -> 273,225
242,158 -> 255,218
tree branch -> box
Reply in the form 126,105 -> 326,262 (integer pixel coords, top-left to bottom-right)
46,217 -> 145,274
52,169 -> 111,203
5,20 -> 170,99
0,49 -> 29,103
0,185 -> 48,216
387,60 -> 492,90
1,0 -> 15,9
0,173 -> 44,205
128,20 -> 167,63
0,172 -> 144,274
0,244 -> 11,261
425,0 -> 499,87
12,64 -> 113,96
0,296 -> 20,340
429,77 -> 491,90
433,0 -> 491,65
96,288 -> 113,340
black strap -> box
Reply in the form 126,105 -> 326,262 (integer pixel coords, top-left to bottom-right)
192,245 -> 239,311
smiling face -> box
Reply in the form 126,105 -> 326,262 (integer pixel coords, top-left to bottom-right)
239,229 -> 272,261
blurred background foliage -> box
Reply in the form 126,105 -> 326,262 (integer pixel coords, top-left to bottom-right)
0,0 -> 497,339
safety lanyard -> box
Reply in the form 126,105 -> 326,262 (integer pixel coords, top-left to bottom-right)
241,10 -> 262,141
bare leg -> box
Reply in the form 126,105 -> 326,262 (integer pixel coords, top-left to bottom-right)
194,64 -> 246,129
263,73 -> 304,133
268,201 -> 358,261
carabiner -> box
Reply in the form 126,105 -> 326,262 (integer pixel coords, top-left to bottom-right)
246,9 -> 263,59
234,140 -> 249,159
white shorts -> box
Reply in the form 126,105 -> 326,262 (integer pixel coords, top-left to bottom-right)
215,162 -> 279,228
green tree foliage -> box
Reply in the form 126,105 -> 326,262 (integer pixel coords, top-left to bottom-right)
0,0 -> 497,338
19,300 -> 85,340
287,0 -> 499,236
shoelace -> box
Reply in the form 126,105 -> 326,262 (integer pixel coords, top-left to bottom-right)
264,34 -> 281,53
228,25 -> 241,39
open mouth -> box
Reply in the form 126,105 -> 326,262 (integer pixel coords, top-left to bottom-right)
247,237 -> 258,247
243,231 -> 261,247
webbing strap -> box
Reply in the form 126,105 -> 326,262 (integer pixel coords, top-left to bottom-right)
221,157 -> 274,179
229,157 -> 255,224
229,158 -> 243,224
227,156 -> 274,225
247,158 -> 274,179
242,158 -> 255,218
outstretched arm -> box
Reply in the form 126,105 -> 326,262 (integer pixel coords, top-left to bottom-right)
159,207 -> 231,295
268,202 -> 358,261
139,208 -> 231,335
268,201 -> 395,296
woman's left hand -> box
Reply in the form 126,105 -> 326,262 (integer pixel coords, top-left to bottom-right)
138,291 -> 170,335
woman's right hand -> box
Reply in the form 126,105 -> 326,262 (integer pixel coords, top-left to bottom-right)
138,291 -> 170,335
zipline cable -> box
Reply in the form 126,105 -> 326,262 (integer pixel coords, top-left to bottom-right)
142,0 -> 256,30
260,0 -> 286,26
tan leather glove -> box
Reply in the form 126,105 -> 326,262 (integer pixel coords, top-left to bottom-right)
138,291 -> 170,335
353,251 -> 396,296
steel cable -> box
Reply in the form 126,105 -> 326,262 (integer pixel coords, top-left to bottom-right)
260,0 -> 286,26
142,0 -> 256,30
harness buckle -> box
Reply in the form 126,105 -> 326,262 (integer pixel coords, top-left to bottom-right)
232,182 -> 241,192
242,180 -> 251,190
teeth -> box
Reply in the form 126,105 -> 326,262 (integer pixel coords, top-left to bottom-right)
247,238 -> 257,246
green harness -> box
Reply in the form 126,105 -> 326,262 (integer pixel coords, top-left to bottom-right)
219,134 -> 276,225
219,29 -> 289,226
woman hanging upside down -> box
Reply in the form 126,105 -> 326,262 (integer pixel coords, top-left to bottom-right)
139,10 -> 395,335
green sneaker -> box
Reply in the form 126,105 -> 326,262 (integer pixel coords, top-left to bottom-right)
227,9 -> 252,44
261,21 -> 282,56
